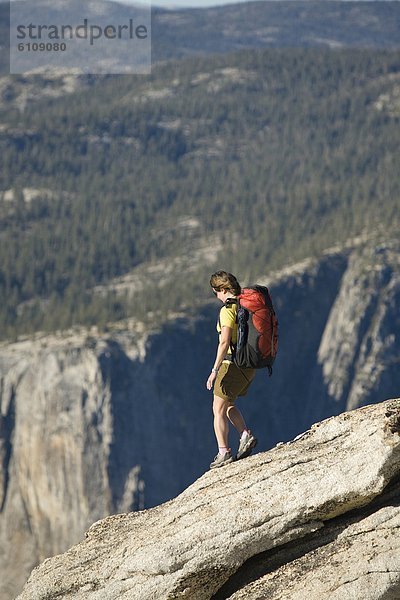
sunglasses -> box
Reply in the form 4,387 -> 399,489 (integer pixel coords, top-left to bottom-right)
212,289 -> 218,296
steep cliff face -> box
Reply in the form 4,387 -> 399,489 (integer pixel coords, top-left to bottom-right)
17,399 -> 400,600
317,241 -> 400,411
261,237 -> 400,438
0,237 -> 399,599
0,319 -> 218,599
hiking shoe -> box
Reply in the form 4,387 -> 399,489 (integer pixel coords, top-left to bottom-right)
236,431 -> 258,460
210,450 -> 234,469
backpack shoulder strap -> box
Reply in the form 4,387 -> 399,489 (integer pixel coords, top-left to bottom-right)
224,298 -> 238,324
224,297 -> 238,307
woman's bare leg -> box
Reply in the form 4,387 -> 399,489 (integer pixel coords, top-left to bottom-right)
213,396 -> 248,448
212,395 -> 231,448
226,404 -> 246,434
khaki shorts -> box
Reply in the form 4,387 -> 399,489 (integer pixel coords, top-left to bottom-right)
214,361 -> 256,402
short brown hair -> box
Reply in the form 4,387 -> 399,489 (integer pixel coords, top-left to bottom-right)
210,271 -> 241,296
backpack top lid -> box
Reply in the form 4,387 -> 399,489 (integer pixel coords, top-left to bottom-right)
238,286 -> 275,314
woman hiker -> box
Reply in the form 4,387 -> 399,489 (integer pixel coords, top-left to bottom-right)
206,270 -> 257,469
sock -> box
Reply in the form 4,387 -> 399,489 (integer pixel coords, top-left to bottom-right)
240,429 -> 249,441
218,446 -> 229,455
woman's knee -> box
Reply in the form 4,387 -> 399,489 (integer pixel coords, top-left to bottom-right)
213,395 -> 229,417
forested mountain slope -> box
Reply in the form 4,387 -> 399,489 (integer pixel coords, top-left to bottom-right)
1,47 -> 399,338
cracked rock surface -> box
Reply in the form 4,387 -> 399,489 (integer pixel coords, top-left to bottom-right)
218,481 -> 400,600
18,399 -> 400,600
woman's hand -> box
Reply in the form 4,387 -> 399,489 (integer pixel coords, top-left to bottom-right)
206,371 -> 217,390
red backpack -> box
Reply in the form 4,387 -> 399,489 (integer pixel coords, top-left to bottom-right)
226,285 -> 278,375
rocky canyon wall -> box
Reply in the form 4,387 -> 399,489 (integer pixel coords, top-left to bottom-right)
1,237 -> 399,598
